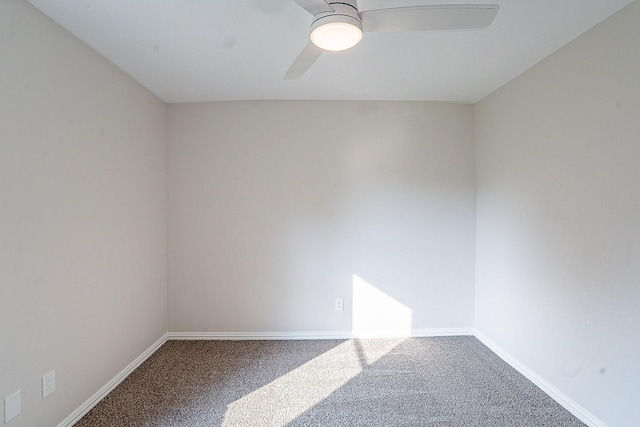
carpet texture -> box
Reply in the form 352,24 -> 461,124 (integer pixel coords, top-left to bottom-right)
76,337 -> 585,426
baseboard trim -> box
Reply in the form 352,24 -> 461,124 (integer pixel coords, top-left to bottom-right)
168,328 -> 474,340
57,333 -> 168,427
474,330 -> 608,427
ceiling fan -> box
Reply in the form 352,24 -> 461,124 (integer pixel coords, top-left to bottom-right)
285,0 -> 499,79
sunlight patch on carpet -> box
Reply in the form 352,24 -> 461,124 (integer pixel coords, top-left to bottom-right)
221,338 -> 406,426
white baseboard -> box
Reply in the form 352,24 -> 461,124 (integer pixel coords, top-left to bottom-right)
168,328 -> 474,341
474,330 -> 608,427
57,333 -> 168,427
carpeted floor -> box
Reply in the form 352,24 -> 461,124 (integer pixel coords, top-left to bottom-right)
76,336 -> 586,426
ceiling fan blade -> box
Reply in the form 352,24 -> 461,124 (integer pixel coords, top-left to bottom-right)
293,0 -> 334,16
361,4 -> 499,32
284,42 -> 324,80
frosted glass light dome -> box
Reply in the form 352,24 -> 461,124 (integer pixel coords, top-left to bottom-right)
310,21 -> 363,51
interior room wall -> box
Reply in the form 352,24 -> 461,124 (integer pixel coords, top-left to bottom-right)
0,1 -> 168,426
474,2 -> 640,426
167,101 -> 476,334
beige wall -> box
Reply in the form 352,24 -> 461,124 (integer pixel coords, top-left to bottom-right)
474,2 -> 640,426
0,1 -> 167,426
167,101 -> 476,334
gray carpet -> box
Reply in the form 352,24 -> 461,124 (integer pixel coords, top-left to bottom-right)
76,337 -> 585,426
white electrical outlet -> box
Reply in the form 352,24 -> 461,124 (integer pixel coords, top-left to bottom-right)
4,390 -> 21,423
42,370 -> 56,398
334,298 -> 344,311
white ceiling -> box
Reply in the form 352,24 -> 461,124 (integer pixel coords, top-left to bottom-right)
27,0 -> 634,103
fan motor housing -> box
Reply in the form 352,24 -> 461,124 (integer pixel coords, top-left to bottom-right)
311,1 -> 362,33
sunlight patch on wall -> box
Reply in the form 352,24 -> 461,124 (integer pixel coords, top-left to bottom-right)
352,274 -> 413,338
221,338 -> 404,426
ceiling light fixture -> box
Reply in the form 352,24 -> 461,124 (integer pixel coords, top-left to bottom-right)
310,19 -> 362,51
309,2 -> 363,52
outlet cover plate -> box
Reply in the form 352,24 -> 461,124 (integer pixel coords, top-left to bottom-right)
4,390 -> 21,423
43,370 -> 56,398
